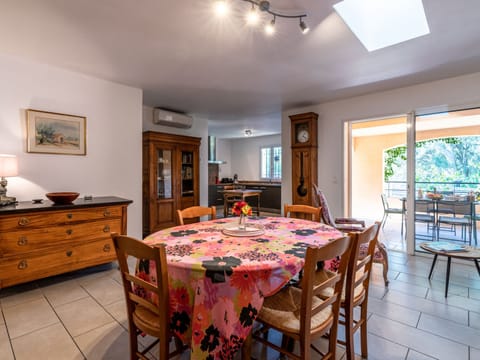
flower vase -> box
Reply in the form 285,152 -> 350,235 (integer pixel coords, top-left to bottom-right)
238,214 -> 247,231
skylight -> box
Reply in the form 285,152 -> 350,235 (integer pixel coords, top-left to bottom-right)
333,0 -> 430,52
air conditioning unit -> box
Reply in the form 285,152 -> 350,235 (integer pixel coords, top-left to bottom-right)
153,108 -> 193,129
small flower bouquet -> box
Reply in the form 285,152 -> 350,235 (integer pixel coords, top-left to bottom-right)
232,201 -> 251,230
232,201 -> 252,216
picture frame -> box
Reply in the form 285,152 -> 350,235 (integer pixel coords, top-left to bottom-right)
26,109 -> 86,155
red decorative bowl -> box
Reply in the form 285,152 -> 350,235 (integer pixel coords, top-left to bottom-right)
46,192 -> 80,204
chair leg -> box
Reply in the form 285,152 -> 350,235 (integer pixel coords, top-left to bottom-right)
381,212 -> 388,229
242,333 -> 252,360
360,303 -> 369,359
377,244 -> 389,286
344,305 -> 355,360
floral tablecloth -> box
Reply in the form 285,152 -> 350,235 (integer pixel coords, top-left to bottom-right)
139,216 -> 342,359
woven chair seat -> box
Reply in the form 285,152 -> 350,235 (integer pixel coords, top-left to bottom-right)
260,286 -> 333,334
315,270 -> 365,302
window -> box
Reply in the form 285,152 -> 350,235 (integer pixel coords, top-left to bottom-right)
261,146 -> 282,180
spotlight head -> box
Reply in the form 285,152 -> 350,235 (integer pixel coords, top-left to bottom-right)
265,17 -> 275,35
213,0 -> 228,17
246,4 -> 259,25
299,18 -> 309,34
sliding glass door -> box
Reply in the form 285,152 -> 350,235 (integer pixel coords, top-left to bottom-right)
413,107 -> 480,251
347,106 -> 480,254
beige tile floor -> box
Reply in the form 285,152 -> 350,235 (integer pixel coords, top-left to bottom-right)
1,224 -> 480,359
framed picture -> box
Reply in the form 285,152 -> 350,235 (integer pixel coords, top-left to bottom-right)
26,109 -> 86,155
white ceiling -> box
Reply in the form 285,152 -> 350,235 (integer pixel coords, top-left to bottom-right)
1,0 -> 480,138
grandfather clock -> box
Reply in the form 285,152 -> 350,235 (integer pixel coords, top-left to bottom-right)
290,112 -> 318,206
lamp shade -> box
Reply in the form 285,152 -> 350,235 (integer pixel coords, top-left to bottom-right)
0,155 -> 18,177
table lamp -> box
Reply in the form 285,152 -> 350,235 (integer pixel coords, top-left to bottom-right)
0,154 -> 18,205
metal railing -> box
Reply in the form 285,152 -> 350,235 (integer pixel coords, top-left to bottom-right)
384,180 -> 480,199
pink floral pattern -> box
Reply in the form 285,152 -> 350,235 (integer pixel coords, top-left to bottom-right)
139,216 -> 341,359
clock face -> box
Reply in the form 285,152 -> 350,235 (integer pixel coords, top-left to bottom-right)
297,128 -> 309,143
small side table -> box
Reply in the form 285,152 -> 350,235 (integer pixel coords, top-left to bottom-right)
420,242 -> 480,297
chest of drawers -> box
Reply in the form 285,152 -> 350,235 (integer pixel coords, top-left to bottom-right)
0,196 -> 132,288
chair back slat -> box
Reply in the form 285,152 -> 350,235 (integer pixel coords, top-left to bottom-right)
177,206 -> 216,225
300,236 -> 352,338
284,204 -> 321,222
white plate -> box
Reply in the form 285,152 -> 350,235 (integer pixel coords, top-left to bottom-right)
222,223 -> 265,237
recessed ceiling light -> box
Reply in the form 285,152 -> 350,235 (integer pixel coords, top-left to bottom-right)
334,0 -> 430,51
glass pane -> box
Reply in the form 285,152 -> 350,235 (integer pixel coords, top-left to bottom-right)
157,149 -> 172,199
182,151 -> 194,197
272,147 -> 282,179
414,107 -> 480,250
261,148 -> 271,178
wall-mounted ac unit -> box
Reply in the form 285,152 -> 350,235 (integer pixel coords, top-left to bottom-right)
153,108 -> 193,129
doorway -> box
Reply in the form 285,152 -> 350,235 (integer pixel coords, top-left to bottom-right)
347,107 -> 480,254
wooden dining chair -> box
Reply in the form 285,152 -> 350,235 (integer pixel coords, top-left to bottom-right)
284,203 -> 321,222
251,235 -> 352,359
317,222 -> 380,360
112,234 -> 186,360
176,205 -> 216,225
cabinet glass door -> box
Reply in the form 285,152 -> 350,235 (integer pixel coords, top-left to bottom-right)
157,149 -> 172,199
181,151 -> 194,197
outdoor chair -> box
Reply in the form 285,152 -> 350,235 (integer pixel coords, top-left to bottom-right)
316,222 -> 380,360
284,203 -> 321,222
313,184 -> 389,286
381,194 -> 406,236
177,205 -> 216,225
436,200 -> 473,245
112,233 -> 186,360
250,235 -> 352,360
415,200 -> 436,241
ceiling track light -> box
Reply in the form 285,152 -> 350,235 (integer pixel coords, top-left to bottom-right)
239,0 -> 309,34
299,17 -> 309,34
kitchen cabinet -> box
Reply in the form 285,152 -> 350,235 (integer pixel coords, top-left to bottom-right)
0,196 -> 131,288
143,131 -> 201,235
244,184 -> 281,213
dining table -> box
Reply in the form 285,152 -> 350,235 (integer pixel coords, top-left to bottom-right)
136,216 -> 342,359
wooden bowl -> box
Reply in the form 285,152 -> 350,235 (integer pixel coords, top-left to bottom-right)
46,192 -> 80,204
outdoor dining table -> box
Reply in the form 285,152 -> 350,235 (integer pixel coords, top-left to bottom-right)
137,216 -> 342,359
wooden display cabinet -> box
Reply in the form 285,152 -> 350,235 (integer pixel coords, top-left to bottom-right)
143,131 -> 201,235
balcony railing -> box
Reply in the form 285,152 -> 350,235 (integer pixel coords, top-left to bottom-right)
384,180 -> 480,199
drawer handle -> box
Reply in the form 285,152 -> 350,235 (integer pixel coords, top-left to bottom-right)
66,229 -> 73,235
18,217 -> 30,226
67,213 -> 73,219
18,260 -> 28,270
103,244 -> 111,252
17,237 -> 28,246
66,250 -> 73,257
103,209 -> 111,217
103,225 -> 110,233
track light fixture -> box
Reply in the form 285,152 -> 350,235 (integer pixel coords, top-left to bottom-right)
299,17 -> 309,34
213,0 -> 309,35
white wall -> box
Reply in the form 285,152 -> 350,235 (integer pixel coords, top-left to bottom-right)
142,106 -> 209,206
230,134 -> 281,180
282,72 -> 480,220
0,54 -> 143,237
